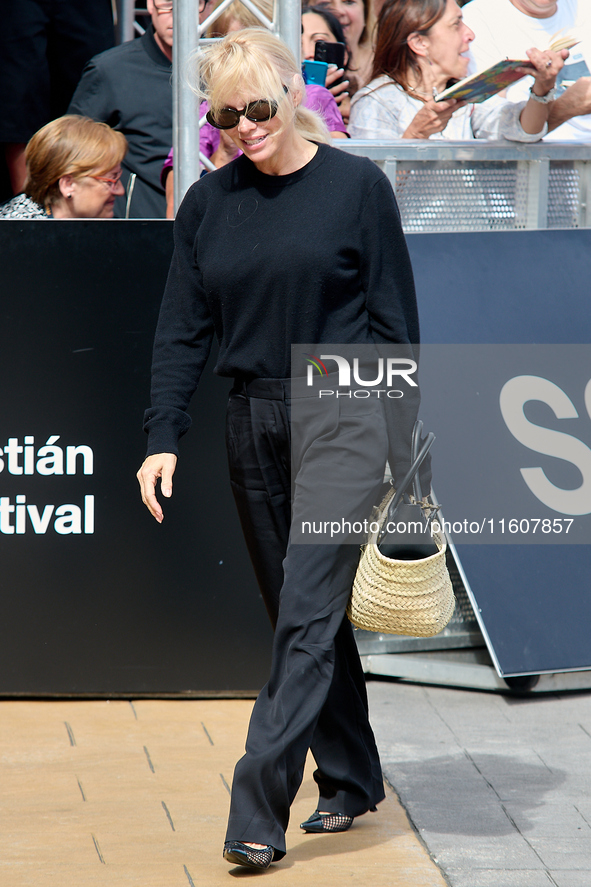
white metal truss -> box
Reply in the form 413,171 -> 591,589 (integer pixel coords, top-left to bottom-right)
113,0 -> 299,210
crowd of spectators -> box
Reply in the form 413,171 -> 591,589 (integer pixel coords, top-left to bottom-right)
348,0 -> 567,141
1,0 -> 591,220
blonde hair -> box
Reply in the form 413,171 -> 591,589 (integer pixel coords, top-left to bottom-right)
24,115 -> 128,208
192,29 -> 330,145
207,0 -> 274,36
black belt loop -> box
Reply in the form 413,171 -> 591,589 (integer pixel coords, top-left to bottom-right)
233,373 -> 341,400
233,376 -> 290,400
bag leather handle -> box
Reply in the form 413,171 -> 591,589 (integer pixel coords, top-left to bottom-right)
411,419 -> 424,500
379,425 -> 435,543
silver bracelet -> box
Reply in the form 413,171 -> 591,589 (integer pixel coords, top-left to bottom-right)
529,86 -> 558,104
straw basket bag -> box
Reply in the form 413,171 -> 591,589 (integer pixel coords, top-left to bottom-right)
348,423 -> 455,637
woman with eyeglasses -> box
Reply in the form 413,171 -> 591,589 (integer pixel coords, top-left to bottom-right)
0,116 -> 126,219
137,28 -> 424,870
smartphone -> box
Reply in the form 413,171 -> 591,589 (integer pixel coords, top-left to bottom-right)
302,59 -> 329,87
314,40 -> 346,70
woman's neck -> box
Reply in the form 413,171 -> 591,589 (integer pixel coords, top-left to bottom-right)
408,60 -> 449,98
50,199 -> 76,219
253,133 -> 318,177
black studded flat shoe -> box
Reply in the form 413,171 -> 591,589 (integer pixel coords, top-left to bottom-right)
300,810 -> 354,833
223,841 -> 275,869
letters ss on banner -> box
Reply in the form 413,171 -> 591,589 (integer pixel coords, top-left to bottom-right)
500,375 -> 591,516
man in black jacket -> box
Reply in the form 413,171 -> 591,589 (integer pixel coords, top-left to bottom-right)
68,0 -> 173,219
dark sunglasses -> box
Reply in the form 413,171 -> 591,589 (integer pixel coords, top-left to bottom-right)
206,86 -> 288,130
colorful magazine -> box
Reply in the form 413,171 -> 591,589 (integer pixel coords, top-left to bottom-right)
434,59 -> 535,104
435,33 -> 579,104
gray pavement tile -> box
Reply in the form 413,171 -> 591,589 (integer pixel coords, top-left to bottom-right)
375,738 -> 457,762
531,746 -> 591,777
368,680 -> 591,887
422,694 -> 517,734
381,753 -> 562,836
435,712 -> 519,739
534,730 -> 591,751
407,799 -> 517,840
569,801 -> 591,826
464,746 -> 565,777
551,871 -> 591,887
472,690 -> 586,727
382,759 -> 502,815
501,802 -> 591,839
370,691 -> 460,747
442,868 -> 555,887
526,837 -> 591,870
468,769 -> 567,807
428,834 -> 545,870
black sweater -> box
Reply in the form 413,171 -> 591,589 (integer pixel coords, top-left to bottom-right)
145,143 -> 423,482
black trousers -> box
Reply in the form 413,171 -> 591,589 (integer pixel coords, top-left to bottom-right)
224,378 -> 388,857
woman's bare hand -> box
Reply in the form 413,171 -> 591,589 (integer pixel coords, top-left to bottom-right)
211,130 -> 240,169
137,453 -> 178,523
403,98 -> 464,139
325,65 -> 350,105
518,48 -> 568,133
520,47 -> 568,96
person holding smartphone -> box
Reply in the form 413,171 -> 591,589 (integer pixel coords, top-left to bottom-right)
322,0 -> 376,90
302,6 -> 356,122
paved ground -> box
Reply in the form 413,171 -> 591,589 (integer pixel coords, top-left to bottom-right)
2,681 -> 590,886
0,697 -> 444,887
368,678 -> 591,887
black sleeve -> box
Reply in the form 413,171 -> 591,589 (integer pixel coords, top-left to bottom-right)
143,187 -> 215,455
359,174 -> 431,491
67,59 -> 118,127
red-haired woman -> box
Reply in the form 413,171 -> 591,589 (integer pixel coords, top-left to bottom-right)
0,115 -> 126,219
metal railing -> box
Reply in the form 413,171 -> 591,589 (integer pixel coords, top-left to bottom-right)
340,140 -> 591,233
173,0 -> 300,208
114,0 -> 138,43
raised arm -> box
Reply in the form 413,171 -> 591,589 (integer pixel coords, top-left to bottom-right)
517,47 -> 568,134
547,76 -> 591,132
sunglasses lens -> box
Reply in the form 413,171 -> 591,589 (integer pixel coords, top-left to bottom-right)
206,108 -> 240,129
206,96 -> 280,129
246,100 -> 276,121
